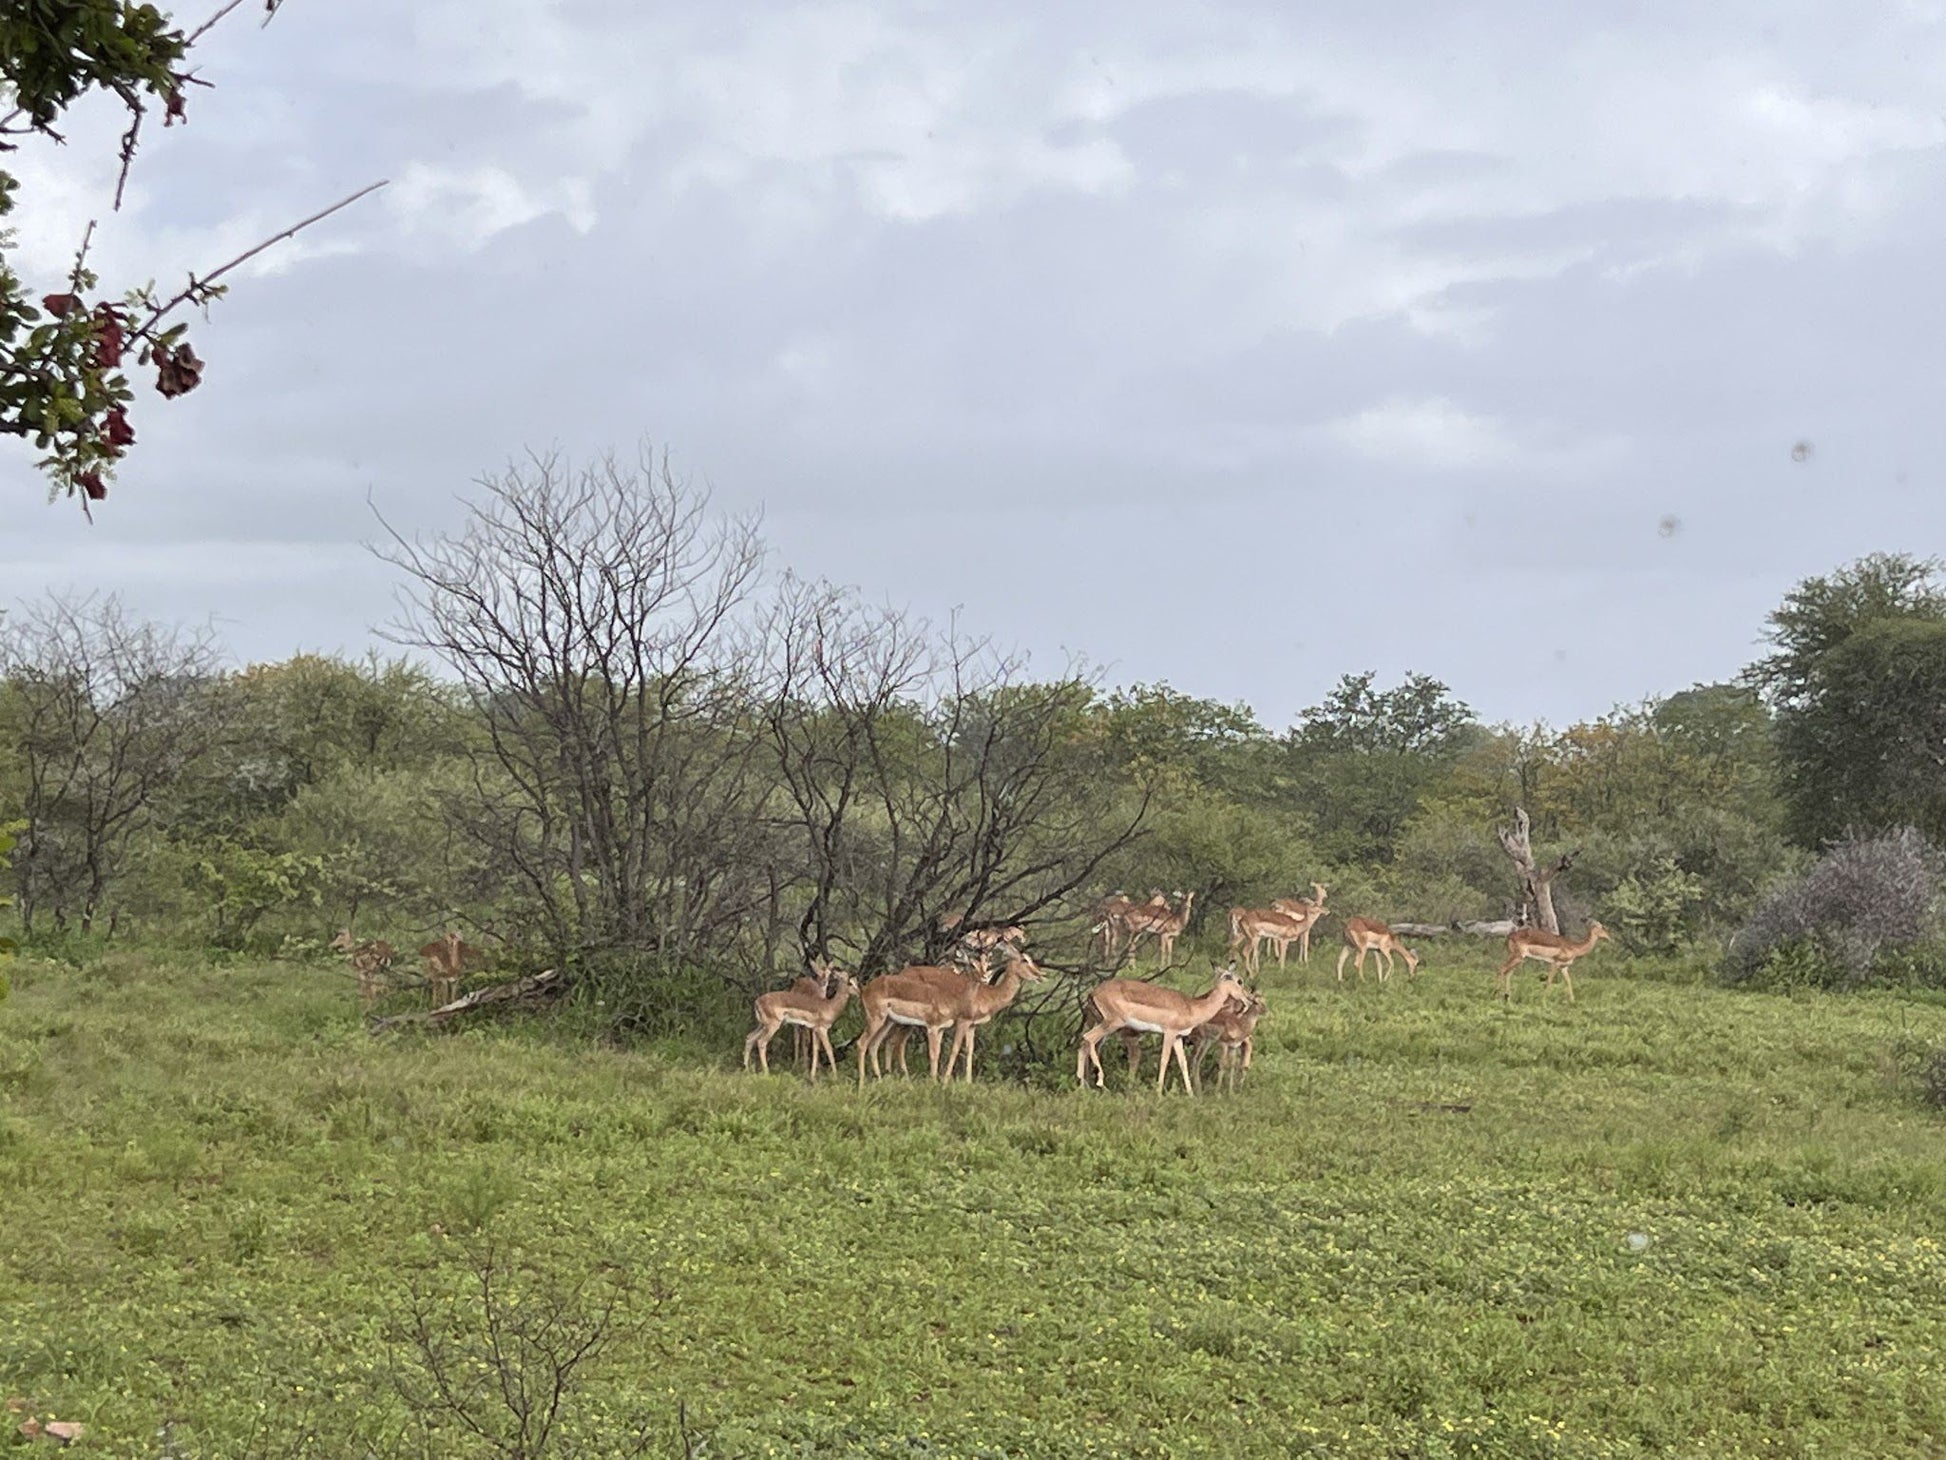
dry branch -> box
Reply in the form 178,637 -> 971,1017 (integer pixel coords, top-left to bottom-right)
368,968 -> 567,1035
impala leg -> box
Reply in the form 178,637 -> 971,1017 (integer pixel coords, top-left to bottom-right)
1172,1036 -> 1196,1095
925,1025 -> 946,1082
856,1013 -> 883,1088
1120,1030 -> 1143,1082
1078,1024 -> 1110,1087
1336,946 -> 1351,983
1561,964 -> 1576,1003
743,1026 -> 762,1071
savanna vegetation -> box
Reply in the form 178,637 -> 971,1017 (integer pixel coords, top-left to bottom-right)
5,452 -> 1946,1454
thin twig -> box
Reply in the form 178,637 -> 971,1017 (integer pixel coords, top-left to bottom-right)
186,0 -> 254,46
129,179 -> 388,340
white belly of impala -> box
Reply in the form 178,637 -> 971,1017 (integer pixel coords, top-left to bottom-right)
1122,1017 -> 1168,1035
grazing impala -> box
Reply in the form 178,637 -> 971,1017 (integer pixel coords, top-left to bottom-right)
1077,964 -> 1248,1093
744,963 -> 860,1081
331,929 -> 396,1011
1496,921 -> 1610,1002
1335,917 -> 1421,984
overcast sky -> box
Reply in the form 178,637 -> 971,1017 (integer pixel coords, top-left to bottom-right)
5,1 -> 1943,727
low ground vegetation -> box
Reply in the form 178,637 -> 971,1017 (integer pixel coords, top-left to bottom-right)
5,943 -> 1946,1456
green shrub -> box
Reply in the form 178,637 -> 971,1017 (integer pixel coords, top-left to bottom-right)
1605,857 -> 1706,954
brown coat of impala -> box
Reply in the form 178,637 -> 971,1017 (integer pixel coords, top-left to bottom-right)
1121,890 -> 1195,966
417,930 -> 479,1007
855,952 -> 1044,1086
1077,965 -> 1248,1093
1270,883 -> 1329,963
1189,988 -> 1269,1094
1228,906 -> 1312,975
331,929 -> 396,1011
1335,917 -> 1420,984
744,964 -> 860,1080
1496,921 -> 1610,1002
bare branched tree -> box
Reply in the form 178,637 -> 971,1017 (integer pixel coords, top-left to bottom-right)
0,594 -> 227,933
377,450 -> 772,963
761,577 -> 1149,978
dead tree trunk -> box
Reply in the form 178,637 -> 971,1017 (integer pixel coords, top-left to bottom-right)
1495,806 -> 1573,935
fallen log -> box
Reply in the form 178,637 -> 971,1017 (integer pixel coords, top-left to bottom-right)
1388,920 -> 1517,939
368,968 -> 567,1035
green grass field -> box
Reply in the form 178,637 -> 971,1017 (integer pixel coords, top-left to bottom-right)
4,944 -> 1946,1457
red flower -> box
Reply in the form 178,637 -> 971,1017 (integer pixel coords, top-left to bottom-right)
77,472 -> 107,501
94,308 -> 126,368
103,407 -> 136,451
41,293 -> 82,318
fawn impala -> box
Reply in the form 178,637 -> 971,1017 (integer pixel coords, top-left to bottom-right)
331,929 -> 396,1011
1270,883 -> 1328,962
1121,890 -> 1195,966
1335,917 -> 1421,984
744,962 -> 861,1081
1189,987 -> 1269,1093
1496,921 -> 1610,1002
1077,964 -> 1248,1093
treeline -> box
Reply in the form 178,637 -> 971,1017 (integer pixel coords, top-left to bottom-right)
2,451 -> 1942,1004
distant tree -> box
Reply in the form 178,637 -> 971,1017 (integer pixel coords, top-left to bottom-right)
1096,682 -> 1270,797
0,593 -> 228,932
378,450 -> 771,962
1747,555 -> 1946,847
1,1 -> 379,504
1284,671 -> 1476,863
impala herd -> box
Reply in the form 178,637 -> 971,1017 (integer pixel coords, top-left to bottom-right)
735,886 -> 1614,1093
326,888 -> 1612,1091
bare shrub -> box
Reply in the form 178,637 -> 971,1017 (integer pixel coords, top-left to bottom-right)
0,593 -> 229,934
1724,827 -> 1942,986
389,1237 -> 672,1459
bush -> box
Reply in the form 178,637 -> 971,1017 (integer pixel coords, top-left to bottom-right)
1724,828 -> 1943,988
1605,857 -> 1706,954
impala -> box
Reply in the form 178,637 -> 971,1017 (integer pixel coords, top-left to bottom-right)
416,930 -> 479,1007
1190,988 -> 1269,1093
1227,906 -> 1311,975
1092,891 -> 1166,958
1270,883 -> 1329,962
1496,921 -> 1611,1002
1122,890 -> 1195,966
331,929 -> 396,1011
1077,964 -> 1248,1093
855,951 -> 1043,1086
1335,917 -> 1421,984
744,962 -> 860,1081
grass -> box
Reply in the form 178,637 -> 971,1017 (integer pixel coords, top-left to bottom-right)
3,940 -> 1946,1456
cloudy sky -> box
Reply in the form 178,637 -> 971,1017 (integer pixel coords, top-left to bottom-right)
5,0 -> 1944,726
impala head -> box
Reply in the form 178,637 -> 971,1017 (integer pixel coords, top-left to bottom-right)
1311,882 -> 1328,904
1588,921 -> 1611,943
1002,948 -> 1046,982
329,929 -> 355,952
1397,946 -> 1422,977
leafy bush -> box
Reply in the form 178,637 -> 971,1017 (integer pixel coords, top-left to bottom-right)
1604,856 -> 1706,954
1724,828 -> 1942,988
